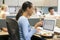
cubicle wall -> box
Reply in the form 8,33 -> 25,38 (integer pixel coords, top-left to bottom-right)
0,19 -> 7,28
7,6 -> 57,15
56,19 -> 60,28
0,0 -> 2,5
28,18 -> 40,26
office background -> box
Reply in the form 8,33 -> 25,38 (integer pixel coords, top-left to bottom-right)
0,0 -> 58,14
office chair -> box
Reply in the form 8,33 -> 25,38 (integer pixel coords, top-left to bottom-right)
6,18 -> 20,40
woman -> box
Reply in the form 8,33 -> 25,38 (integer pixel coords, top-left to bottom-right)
0,4 -> 9,19
16,1 -> 44,40
0,4 -> 9,32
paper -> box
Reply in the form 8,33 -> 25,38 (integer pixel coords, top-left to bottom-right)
54,27 -> 60,33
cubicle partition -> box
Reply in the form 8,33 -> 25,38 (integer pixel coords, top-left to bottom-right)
28,18 -> 40,26
0,19 -> 7,28
6,16 -> 16,19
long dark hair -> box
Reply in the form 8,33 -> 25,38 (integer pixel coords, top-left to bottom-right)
16,9 -> 22,20
16,1 -> 32,20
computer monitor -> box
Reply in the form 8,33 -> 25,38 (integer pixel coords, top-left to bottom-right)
43,19 -> 56,31
0,19 -> 7,28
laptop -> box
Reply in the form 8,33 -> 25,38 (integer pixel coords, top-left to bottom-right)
42,19 -> 56,34
56,19 -> 60,28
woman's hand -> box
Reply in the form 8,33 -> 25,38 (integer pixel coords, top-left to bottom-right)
2,28 -> 8,32
34,21 -> 43,28
36,27 -> 41,33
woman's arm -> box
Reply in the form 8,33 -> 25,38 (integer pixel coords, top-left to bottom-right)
34,21 -> 43,28
2,27 -> 8,32
18,19 -> 36,40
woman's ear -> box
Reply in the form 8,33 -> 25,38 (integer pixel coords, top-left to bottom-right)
26,7 -> 30,11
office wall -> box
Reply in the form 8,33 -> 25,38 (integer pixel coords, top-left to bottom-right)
5,0 -> 19,6
31,0 -> 58,6
4,0 -> 58,14
5,0 -> 58,6
43,0 -> 58,6
5,0 -> 30,6
19,0 -> 30,6
0,0 -> 2,5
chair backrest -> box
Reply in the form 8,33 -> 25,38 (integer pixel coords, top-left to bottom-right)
6,18 -> 20,40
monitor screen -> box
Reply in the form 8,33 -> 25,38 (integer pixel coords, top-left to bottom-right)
43,19 -> 55,31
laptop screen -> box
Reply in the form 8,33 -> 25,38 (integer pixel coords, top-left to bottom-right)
43,19 -> 55,31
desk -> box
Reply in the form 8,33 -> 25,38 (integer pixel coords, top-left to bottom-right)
0,32 -> 60,40
33,27 -> 60,40
0,31 -> 8,36
0,31 -> 9,40
1,32 -> 59,40
0,27 -> 60,40
34,33 -> 60,40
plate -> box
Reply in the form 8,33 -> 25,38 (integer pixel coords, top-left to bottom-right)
40,31 -> 53,37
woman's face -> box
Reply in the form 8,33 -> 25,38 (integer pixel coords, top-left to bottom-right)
27,6 -> 34,16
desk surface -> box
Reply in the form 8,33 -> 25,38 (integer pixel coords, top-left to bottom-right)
0,31 -> 60,40
34,33 -> 60,40
34,27 -> 60,40
0,31 -> 8,36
